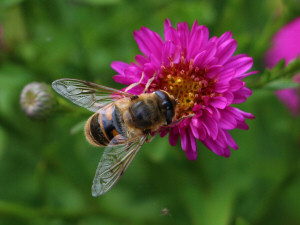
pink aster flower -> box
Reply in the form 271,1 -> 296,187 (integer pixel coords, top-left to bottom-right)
265,17 -> 300,115
111,19 -> 255,160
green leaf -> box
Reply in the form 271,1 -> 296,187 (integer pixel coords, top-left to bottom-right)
265,79 -> 299,90
285,57 -> 300,73
270,59 -> 286,74
249,58 -> 300,89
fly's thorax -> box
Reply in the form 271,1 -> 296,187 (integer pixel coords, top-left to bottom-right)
114,98 -> 144,139
114,97 -> 133,129
121,93 -> 166,132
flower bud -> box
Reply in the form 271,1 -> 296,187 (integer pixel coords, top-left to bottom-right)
20,82 -> 56,120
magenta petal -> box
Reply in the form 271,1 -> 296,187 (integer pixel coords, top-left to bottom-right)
233,87 -> 252,104
177,21 -> 190,51
191,116 -> 202,128
216,39 -> 237,65
190,124 -> 200,139
219,110 -> 237,130
232,94 -> 247,104
193,42 -> 217,67
202,114 -> 218,140
135,55 -> 149,66
226,107 -> 244,121
214,81 -> 230,93
181,128 -> 197,161
187,25 -> 209,60
223,148 -> 231,157
215,68 -> 235,82
111,61 -> 130,75
169,127 -> 179,146
210,106 -> 221,120
185,149 -> 197,161
230,79 -> 245,91
113,75 -> 128,84
210,96 -> 227,109
124,65 -> 141,76
204,106 -> 213,115
197,125 -> 207,140
276,89 -> 300,115
224,131 -> 238,150
217,31 -> 233,45
193,50 -> 208,66
203,138 -> 225,156
223,92 -> 234,105
238,70 -> 258,79
188,128 -> 197,158
180,129 -> 188,150
164,26 -> 179,44
205,134 -> 232,157
162,41 -> 179,66
234,108 -> 255,119
113,75 -> 140,85
134,27 -> 164,59
159,129 -> 169,137
225,54 -> 253,78
164,18 -> 172,31
216,129 -> 228,148
236,121 -> 249,130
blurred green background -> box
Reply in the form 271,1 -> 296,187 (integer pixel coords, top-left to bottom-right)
1,0 -> 300,224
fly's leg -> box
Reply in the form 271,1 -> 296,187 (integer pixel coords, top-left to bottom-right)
125,72 -> 145,93
166,114 -> 195,127
125,71 -> 158,93
144,72 -> 157,93
130,95 -> 139,101
146,132 -> 158,143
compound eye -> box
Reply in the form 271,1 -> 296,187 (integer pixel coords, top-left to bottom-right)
166,111 -> 172,124
162,101 -> 172,110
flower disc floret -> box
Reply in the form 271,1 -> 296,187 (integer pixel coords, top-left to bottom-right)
151,56 -> 217,119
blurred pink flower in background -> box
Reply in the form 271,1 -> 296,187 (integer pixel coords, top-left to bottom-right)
112,19 -> 255,160
265,17 -> 300,115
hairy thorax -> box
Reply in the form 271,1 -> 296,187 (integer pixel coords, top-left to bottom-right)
116,94 -> 166,138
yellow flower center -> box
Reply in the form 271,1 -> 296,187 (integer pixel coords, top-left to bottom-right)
150,56 -> 217,119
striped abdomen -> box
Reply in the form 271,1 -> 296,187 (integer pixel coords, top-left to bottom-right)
85,104 -> 126,146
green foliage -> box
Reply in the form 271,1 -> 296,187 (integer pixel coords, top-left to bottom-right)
75,0 -> 122,5
252,58 -> 300,90
0,0 -> 300,225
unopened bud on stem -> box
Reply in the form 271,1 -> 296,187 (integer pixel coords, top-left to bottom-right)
20,82 -> 56,120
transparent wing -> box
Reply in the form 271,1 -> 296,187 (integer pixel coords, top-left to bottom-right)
52,78 -> 133,112
91,135 -> 147,197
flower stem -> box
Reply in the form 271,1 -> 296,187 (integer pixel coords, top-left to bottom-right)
248,58 -> 300,90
